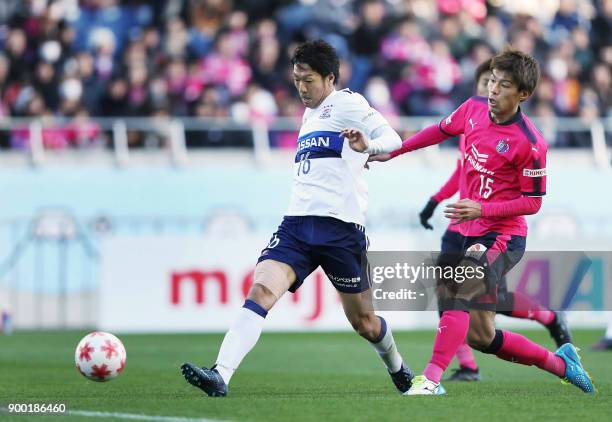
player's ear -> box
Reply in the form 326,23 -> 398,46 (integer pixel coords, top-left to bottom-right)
518,90 -> 530,102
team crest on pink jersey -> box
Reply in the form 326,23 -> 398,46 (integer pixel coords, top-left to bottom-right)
496,139 -> 510,154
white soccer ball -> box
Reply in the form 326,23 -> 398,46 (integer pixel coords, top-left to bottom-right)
75,331 -> 127,382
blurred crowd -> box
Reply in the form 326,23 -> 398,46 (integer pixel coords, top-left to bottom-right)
0,0 -> 610,149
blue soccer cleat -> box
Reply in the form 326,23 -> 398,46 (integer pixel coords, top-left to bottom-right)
389,363 -> 414,394
554,344 -> 595,393
180,363 -> 228,397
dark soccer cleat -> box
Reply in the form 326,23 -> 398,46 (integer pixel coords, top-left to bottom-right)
389,363 -> 414,393
546,311 -> 573,348
445,366 -> 481,382
180,363 -> 228,397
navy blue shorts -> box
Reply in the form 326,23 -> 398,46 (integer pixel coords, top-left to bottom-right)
437,230 -> 524,311
463,232 -> 526,311
440,228 -> 510,292
257,216 -> 370,293
440,228 -> 465,255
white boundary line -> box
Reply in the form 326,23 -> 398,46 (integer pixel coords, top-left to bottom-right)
69,410 -> 232,422
1,407 -> 234,421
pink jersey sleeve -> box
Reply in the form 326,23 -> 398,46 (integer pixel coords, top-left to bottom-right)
432,160 -> 460,202
438,98 -> 472,137
481,196 -> 542,218
516,139 -> 548,197
389,124 -> 449,158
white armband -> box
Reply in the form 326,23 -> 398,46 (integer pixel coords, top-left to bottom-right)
364,125 -> 401,154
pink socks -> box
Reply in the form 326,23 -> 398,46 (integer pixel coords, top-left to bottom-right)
495,330 -> 565,377
511,292 -> 555,325
424,310 -> 471,383
455,341 -> 478,371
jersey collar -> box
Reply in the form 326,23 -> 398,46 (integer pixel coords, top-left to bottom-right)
318,89 -> 338,109
488,106 -> 523,126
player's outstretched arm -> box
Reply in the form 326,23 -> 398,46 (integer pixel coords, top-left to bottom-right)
343,125 -> 401,154
368,124 -> 451,164
367,153 -> 392,162
342,128 -> 369,152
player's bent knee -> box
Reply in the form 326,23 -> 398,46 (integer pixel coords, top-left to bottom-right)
467,327 -> 496,351
467,335 -> 487,351
246,283 -> 278,311
252,260 -> 295,304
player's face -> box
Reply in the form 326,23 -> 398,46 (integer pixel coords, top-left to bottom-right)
487,69 -> 529,123
293,63 -> 334,109
475,71 -> 490,97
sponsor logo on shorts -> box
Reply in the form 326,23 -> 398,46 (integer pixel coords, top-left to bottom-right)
523,168 -> 546,177
328,274 -> 361,286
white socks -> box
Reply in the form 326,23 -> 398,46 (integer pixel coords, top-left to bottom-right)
215,301 -> 267,385
214,308 -> 403,385
369,317 -> 403,373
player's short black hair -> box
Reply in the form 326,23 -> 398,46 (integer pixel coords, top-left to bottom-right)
291,39 -> 340,85
490,48 -> 540,95
474,58 -> 493,83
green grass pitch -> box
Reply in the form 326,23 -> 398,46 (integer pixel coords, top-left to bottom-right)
1,329 -> 610,421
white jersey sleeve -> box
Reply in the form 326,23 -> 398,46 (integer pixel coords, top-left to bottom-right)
286,89 -> 394,225
335,90 -> 390,139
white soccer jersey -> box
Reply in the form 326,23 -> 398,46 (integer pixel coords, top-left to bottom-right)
286,89 -> 391,225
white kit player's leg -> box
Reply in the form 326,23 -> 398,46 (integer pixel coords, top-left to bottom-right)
339,291 -> 414,393
368,317 -> 403,372
215,261 -> 294,384
181,260 -> 295,396
214,299 -> 267,384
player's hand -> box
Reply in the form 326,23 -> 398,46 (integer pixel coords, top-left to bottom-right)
419,198 -> 438,230
444,199 -> 482,223
367,153 -> 392,162
342,128 -> 368,153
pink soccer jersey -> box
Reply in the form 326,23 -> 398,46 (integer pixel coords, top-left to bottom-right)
438,96 -> 548,237
432,135 -> 467,233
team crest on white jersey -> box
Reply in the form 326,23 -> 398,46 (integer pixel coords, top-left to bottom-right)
319,106 -> 332,119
